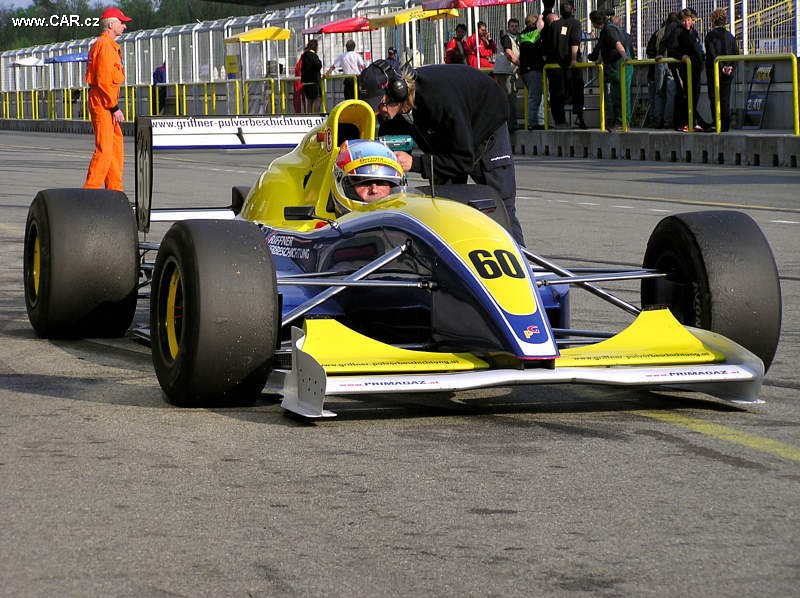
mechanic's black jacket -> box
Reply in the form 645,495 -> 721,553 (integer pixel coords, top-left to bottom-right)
377,64 -> 508,184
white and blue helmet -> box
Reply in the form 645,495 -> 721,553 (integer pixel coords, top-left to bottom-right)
333,139 -> 405,213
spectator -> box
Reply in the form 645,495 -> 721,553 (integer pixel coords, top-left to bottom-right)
519,13 -> 545,130
668,7 -> 712,132
326,39 -> 367,100
705,8 -> 738,131
550,1 -> 586,129
646,14 -> 678,128
84,7 -> 130,192
445,23 -> 468,64
494,18 -> 522,133
300,39 -> 323,113
541,11 -> 562,126
358,61 -> 525,245
152,62 -> 166,115
589,10 -> 632,130
463,21 -> 497,69
386,47 -> 401,70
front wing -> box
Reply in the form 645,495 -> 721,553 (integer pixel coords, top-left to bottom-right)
274,310 -> 764,418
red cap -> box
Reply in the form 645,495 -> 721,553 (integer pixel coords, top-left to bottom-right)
100,7 -> 132,22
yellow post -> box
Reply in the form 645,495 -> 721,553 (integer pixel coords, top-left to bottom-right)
269,78 -> 276,114
597,63 -> 605,132
234,80 -> 241,115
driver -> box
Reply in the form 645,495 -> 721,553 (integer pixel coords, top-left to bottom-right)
332,139 -> 405,215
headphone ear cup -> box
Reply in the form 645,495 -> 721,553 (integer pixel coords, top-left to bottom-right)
387,77 -> 408,103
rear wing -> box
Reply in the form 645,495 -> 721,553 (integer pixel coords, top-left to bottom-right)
134,114 -> 324,233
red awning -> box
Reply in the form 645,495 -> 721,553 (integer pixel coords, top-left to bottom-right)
422,0 -> 524,8
302,16 -> 375,35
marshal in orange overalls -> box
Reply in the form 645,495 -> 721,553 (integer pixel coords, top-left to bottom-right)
84,29 -> 126,191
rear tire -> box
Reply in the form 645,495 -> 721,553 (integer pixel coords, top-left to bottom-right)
150,219 -> 279,407
23,188 -> 138,338
642,210 -> 781,370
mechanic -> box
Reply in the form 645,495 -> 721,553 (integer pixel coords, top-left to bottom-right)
84,7 -> 131,192
588,10 -> 632,130
332,139 -> 405,214
357,60 -> 525,245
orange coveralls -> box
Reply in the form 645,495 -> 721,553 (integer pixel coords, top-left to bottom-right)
84,30 -> 125,191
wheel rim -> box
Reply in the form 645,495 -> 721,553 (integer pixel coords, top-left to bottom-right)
165,266 -> 183,360
31,232 -> 41,299
25,224 -> 41,304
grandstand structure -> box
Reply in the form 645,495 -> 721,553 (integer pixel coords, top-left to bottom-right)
1,0 -> 798,118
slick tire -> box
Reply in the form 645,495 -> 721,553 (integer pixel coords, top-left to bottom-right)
417,184 -> 512,233
23,188 -> 138,338
150,219 -> 279,407
642,210 -> 782,371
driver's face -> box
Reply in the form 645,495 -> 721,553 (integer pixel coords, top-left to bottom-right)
352,181 -> 392,202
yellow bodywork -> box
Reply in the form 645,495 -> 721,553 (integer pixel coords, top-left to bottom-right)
240,100 -> 376,229
557,308 -> 724,367
302,318 -> 489,374
337,194 -> 537,316
300,309 -> 723,375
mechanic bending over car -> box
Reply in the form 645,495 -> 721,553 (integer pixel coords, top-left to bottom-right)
331,139 -> 406,214
358,60 -> 525,246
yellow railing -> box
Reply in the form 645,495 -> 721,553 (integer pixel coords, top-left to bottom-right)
320,73 -> 359,113
712,53 -> 798,135
542,62 -> 605,131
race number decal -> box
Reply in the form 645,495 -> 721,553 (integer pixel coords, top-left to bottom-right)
468,249 -> 525,279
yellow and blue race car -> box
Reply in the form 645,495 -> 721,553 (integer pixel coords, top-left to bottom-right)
23,100 -> 782,418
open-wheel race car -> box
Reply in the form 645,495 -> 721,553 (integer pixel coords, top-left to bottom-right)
23,100 -> 782,418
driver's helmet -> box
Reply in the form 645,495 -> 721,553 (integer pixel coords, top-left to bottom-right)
332,139 -> 405,214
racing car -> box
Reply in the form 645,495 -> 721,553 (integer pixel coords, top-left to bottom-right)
23,100 -> 782,418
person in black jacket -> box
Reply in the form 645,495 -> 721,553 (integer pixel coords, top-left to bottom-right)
705,8 -> 738,131
358,61 -> 524,245
300,39 -> 323,113
668,7 -> 711,131
549,1 -> 586,129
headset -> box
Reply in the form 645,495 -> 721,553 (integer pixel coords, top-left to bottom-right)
371,59 -> 408,104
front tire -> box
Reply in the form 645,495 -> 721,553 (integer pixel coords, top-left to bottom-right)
642,210 -> 781,371
150,219 -> 279,407
23,188 -> 138,338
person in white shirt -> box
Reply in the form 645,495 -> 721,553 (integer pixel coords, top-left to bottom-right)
326,39 -> 367,100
